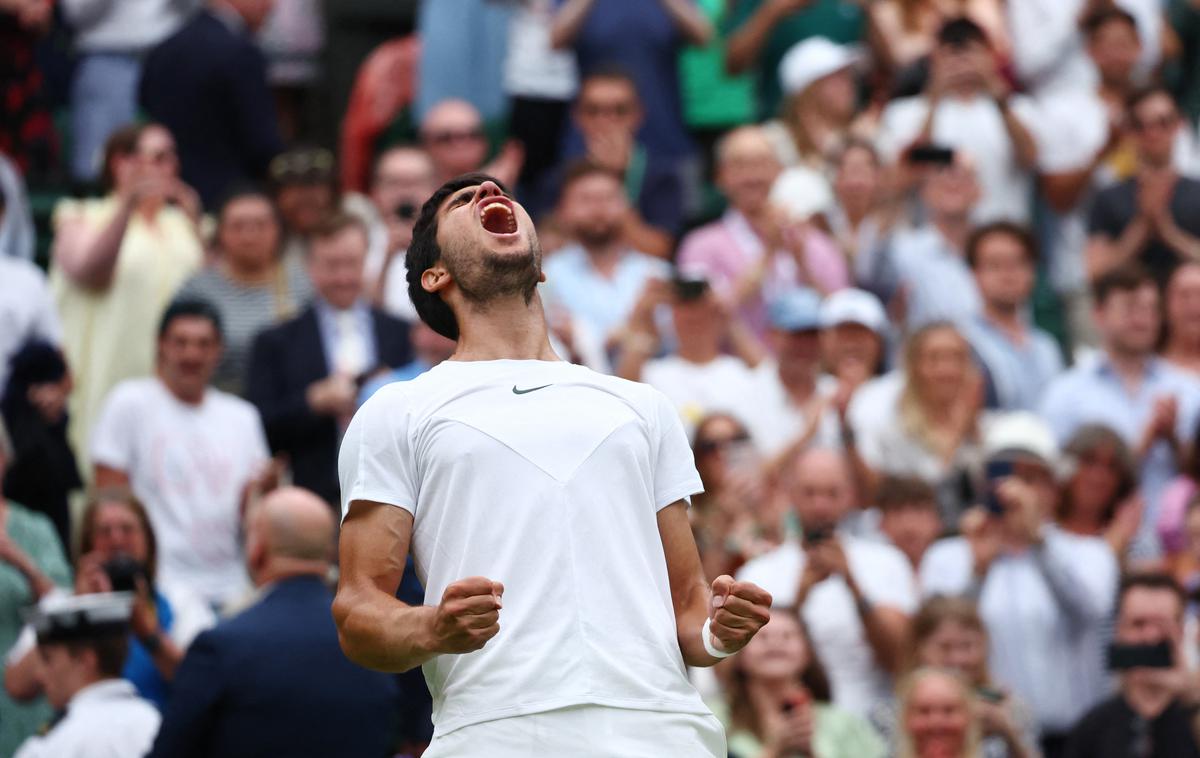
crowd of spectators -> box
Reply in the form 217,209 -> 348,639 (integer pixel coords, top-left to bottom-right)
6,0 -> 1200,756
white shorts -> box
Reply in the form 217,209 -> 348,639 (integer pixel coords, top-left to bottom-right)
421,705 -> 727,757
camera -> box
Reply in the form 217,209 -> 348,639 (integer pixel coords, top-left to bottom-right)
102,554 -> 147,594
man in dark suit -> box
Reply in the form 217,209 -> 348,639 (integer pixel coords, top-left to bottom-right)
139,0 -> 284,209
247,213 -> 412,506
148,486 -> 400,758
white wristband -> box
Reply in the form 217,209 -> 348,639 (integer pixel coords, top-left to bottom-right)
702,618 -> 734,659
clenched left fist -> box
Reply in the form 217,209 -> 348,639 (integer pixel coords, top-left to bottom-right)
707,575 -> 773,655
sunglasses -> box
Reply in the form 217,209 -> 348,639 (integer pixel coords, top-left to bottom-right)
695,433 -> 751,456
425,128 -> 486,146
269,149 -> 335,182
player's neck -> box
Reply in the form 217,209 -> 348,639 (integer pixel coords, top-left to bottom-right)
451,292 -> 560,362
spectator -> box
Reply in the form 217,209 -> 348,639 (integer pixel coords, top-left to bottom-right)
1057,425 -> 1142,560
868,0 -> 945,79
61,0 -> 198,184
961,222 -> 1064,412
357,321 -> 457,406
895,667 -> 981,758
818,139 -> 899,292
139,0 -> 285,209
677,126 -> 848,333
1158,425 -> 1200,559
737,447 -> 918,717
149,487 -> 399,758
91,300 -> 271,608
877,18 -> 1039,224
870,596 -> 1041,758
0,417 -> 72,757
0,0 -> 55,177
6,490 -> 216,709
765,37 -> 864,171
1065,574 -> 1200,758
819,287 -> 889,404
542,162 -> 670,350
247,213 -> 412,507
725,0 -> 866,121
415,0 -> 513,127
50,124 -> 205,467
689,413 -> 782,581
856,322 -> 983,525
875,475 -> 942,572
0,231 -> 60,391
718,608 -> 887,758
617,278 -> 758,432
737,289 -> 842,462
921,412 -> 1117,755
886,153 -> 983,330
257,0 -> 325,141
2,342 -> 79,550
362,146 -> 436,322
563,67 -> 685,255
269,146 -> 341,265
1087,87 -> 1200,286
419,99 -> 523,191
1039,263 -> 1200,559
550,0 -> 710,165
176,188 -> 312,396
1161,261 -> 1200,377
1171,497 -> 1200,617
13,594 -> 160,758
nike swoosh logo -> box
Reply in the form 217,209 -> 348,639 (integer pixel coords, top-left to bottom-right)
512,384 -> 552,395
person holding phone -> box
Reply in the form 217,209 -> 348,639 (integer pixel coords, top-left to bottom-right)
920,412 -> 1118,758
1065,574 -> 1200,758
717,608 -> 886,758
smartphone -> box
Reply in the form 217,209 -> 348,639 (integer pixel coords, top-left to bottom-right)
802,522 -> 835,546
103,554 -> 147,594
671,275 -> 710,303
983,459 -> 1014,515
1107,641 -> 1174,670
908,144 -> 956,166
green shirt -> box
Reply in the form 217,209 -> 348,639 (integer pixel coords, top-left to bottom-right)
711,698 -> 887,758
726,0 -> 865,119
0,501 -> 73,757
679,0 -> 757,128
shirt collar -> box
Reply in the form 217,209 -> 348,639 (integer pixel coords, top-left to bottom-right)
313,297 -> 369,322
1094,353 -> 1162,379
70,679 -> 138,708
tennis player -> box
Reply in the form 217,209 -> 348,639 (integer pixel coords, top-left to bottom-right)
334,173 -> 773,756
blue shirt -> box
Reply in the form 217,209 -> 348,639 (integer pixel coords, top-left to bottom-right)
889,225 -> 982,329
556,0 -> 694,160
356,359 -> 433,408
542,244 -> 669,340
962,315 -> 1064,412
313,298 -> 377,376
124,589 -> 175,709
1039,355 -> 1200,558
414,0 -> 513,122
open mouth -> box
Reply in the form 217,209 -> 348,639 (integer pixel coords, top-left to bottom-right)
480,201 -> 519,236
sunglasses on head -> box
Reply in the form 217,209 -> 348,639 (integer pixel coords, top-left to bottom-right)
695,433 -> 751,456
269,149 -> 335,182
425,128 -> 486,146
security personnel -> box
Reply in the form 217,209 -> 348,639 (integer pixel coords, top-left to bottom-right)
14,593 -> 160,758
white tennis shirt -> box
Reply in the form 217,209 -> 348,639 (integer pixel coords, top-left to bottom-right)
339,359 -> 710,735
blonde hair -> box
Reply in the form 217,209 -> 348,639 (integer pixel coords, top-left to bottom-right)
896,667 -> 981,758
898,322 -> 974,456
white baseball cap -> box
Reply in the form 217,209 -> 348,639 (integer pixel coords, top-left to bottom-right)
982,412 -> 1061,470
768,166 -> 833,221
819,288 -> 888,335
779,37 -> 861,97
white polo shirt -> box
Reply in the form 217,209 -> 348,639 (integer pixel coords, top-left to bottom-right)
339,359 -> 709,736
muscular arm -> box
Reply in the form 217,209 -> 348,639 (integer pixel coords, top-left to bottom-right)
332,501 -> 502,673
658,501 -> 771,667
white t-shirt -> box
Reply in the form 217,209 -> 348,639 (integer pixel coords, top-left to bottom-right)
736,365 -> 842,458
642,354 -> 756,437
0,256 -> 61,390
91,378 -> 269,606
13,680 -> 159,758
339,359 -> 710,735
735,536 -> 918,717
877,94 -> 1039,224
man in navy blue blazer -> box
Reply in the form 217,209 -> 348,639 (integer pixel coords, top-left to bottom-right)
148,486 -> 399,757
139,0 -> 284,209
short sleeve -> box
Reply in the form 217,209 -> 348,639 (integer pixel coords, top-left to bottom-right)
338,387 -> 419,521
651,389 -> 704,510
90,384 -> 138,471
854,544 -> 918,613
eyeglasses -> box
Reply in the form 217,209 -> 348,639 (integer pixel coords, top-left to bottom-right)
578,102 -> 635,119
695,433 -> 751,456
424,128 -> 486,146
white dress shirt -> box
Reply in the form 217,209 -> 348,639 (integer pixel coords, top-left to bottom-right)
13,679 -> 160,758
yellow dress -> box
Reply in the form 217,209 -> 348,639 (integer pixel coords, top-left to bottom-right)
50,197 -> 203,473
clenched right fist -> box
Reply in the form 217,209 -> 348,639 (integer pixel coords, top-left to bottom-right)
431,576 -> 504,654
